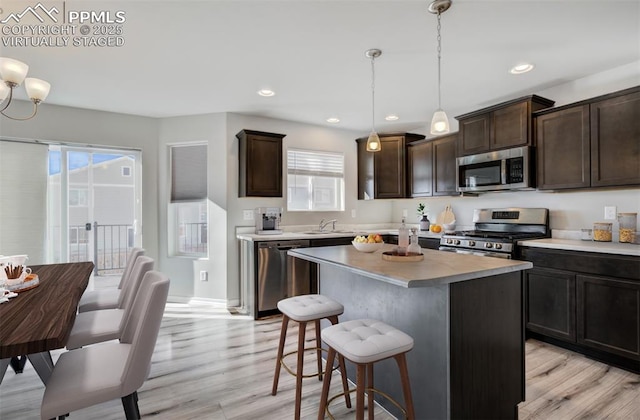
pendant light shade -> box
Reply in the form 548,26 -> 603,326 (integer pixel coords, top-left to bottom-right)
0,56 -> 51,120
0,57 -> 29,86
430,109 -> 450,135
429,0 -> 452,135
365,48 -> 382,152
25,78 -> 51,103
366,131 -> 381,152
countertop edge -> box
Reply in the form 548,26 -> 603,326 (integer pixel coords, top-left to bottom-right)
289,246 -> 532,288
237,229 -> 444,242
518,238 -> 640,257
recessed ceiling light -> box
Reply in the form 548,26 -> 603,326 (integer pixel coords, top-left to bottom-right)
257,89 -> 275,97
385,114 -> 399,121
509,63 -> 534,75
326,117 -> 340,123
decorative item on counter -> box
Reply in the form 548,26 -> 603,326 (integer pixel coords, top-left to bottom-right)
593,222 -> 612,242
580,228 -> 593,241
617,212 -> 637,244
442,220 -> 456,232
436,204 -> 455,226
352,234 -> 384,253
408,228 -> 421,254
417,203 -> 431,231
398,217 -> 409,256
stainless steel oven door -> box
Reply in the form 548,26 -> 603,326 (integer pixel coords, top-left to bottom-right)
439,246 -> 512,259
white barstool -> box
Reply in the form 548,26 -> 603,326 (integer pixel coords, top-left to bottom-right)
318,319 -> 415,420
272,295 -> 351,420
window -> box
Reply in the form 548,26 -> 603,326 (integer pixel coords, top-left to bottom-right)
287,148 -> 344,212
169,144 -> 208,257
69,188 -> 88,207
121,166 -> 131,177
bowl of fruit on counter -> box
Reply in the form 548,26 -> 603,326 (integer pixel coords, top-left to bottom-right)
352,234 -> 384,252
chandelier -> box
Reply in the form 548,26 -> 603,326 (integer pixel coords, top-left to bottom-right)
0,57 -> 51,121
428,0 -> 452,135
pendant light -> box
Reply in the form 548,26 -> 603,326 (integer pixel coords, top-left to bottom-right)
365,48 -> 382,152
429,0 -> 452,135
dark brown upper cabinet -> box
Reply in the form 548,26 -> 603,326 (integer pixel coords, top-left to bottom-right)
237,129 -> 285,197
407,140 -> 433,197
536,105 -> 590,190
590,88 -> 640,187
535,86 -> 640,190
356,133 -> 424,200
407,133 -> 459,197
456,95 -> 555,156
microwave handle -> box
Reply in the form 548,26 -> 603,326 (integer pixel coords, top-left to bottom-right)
501,159 -> 507,184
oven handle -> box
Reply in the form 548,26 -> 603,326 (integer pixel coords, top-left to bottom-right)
439,246 -> 511,259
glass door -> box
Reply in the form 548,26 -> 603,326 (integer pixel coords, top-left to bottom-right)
47,146 -> 142,275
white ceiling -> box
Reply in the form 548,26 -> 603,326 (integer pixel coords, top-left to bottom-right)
2,0 -> 639,133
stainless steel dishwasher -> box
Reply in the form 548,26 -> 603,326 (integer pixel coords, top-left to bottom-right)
256,240 -> 314,318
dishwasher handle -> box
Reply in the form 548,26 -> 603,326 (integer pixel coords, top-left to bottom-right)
276,246 -> 297,252
258,240 -> 310,250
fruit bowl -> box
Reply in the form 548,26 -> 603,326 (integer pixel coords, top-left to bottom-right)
352,240 -> 384,253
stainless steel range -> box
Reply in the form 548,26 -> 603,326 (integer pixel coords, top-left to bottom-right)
439,207 -> 549,258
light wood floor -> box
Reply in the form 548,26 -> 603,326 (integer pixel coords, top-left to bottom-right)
0,302 -> 638,419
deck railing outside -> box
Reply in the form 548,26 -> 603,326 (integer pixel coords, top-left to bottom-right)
179,222 -> 207,254
69,223 -> 133,275
69,221 -> 207,271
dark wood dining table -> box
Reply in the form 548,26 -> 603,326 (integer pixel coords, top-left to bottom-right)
0,261 -> 94,385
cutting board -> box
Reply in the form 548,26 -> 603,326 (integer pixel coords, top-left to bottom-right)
436,205 -> 455,224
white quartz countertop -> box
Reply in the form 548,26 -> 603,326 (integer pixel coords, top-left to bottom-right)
289,244 -> 532,288
237,229 -> 444,242
518,238 -> 640,257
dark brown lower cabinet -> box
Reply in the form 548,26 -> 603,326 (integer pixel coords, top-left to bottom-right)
577,274 -> 640,360
525,267 -> 576,342
519,246 -> 640,373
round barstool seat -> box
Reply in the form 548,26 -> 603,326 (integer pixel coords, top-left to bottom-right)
271,295 -> 351,420
318,319 -> 415,420
278,294 -> 345,321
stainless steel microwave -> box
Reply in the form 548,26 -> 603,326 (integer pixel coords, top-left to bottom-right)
456,146 -> 533,192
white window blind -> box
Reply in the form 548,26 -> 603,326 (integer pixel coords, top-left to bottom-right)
170,144 -> 207,202
287,149 -> 344,178
287,148 -> 344,212
0,140 -> 48,263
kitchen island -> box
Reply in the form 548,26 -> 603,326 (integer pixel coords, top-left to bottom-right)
289,244 -> 532,420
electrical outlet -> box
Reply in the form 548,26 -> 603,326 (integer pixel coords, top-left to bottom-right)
604,206 -> 617,220
351,209 -> 356,218
402,209 -> 408,218
199,270 -> 208,282
243,210 -> 254,221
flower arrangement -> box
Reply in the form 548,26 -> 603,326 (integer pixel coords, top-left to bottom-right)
417,203 -> 427,217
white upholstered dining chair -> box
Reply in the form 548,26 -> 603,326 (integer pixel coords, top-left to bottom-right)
40,270 -> 170,420
65,255 -> 154,350
77,248 -> 144,313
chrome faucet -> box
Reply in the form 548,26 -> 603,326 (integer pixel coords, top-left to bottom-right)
319,219 -> 337,232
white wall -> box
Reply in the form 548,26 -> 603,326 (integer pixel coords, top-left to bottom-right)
157,113 -> 228,301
